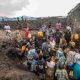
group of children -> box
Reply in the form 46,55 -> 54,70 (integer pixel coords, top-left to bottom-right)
5,24 -> 80,80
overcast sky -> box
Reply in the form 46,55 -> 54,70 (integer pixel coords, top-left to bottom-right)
0,0 -> 80,17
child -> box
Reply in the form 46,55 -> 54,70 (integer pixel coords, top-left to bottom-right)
17,42 -> 28,62
55,31 -> 62,46
31,59 -> 37,72
55,64 -> 69,80
56,48 -> 64,61
37,55 -> 45,80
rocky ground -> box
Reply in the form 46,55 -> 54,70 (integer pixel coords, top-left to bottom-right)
0,30 -> 39,80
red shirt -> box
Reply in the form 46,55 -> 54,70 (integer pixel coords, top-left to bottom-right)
24,28 -> 30,38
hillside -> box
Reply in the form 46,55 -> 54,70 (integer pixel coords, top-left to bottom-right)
67,3 -> 80,33
0,31 -> 39,80
0,16 -> 67,30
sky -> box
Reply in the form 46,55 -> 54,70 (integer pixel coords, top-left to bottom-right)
0,0 -> 80,17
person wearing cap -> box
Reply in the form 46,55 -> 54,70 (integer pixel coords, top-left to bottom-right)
64,26 -> 72,46
42,39 -> 52,60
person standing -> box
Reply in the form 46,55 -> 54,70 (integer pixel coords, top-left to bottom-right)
56,20 -> 62,31
4,23 -> 12,40
55,30 -> 62,46
46,57 -> 55,80
64,26 -> 72,46
55,64 -> 69,80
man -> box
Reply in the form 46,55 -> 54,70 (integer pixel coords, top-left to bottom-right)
55,30 -> 62,46
40,24 -> 47,36
64,26 -> 72,46
55,64 -> 68,80
4,23 -> 12,40
46,23 -> 55,39
65,47 -> 76,78
23,26 -> 30,39
56,20 -> 62,31
42,39 -> 51,59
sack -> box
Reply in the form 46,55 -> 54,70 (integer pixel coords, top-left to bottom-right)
38,32 -> 43,38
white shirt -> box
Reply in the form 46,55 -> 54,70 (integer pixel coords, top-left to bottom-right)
74,54 -> 80,64
66,51 -> 76,64
4,25 -> 10,30
47,61 -> 55,68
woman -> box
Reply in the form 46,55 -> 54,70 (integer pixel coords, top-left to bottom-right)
46,57 -> 55,80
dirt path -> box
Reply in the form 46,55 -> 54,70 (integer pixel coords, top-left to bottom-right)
0,30 -> 39,80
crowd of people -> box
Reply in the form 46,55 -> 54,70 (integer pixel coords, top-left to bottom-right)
3,22 -> 80,80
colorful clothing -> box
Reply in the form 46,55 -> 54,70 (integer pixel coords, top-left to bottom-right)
55,69 -> 68,80
73,64 -> 80,80
50,40 -> 56,50
56,50 -> 64,60
16,30 -> 22,42
24,28 -> 30,38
